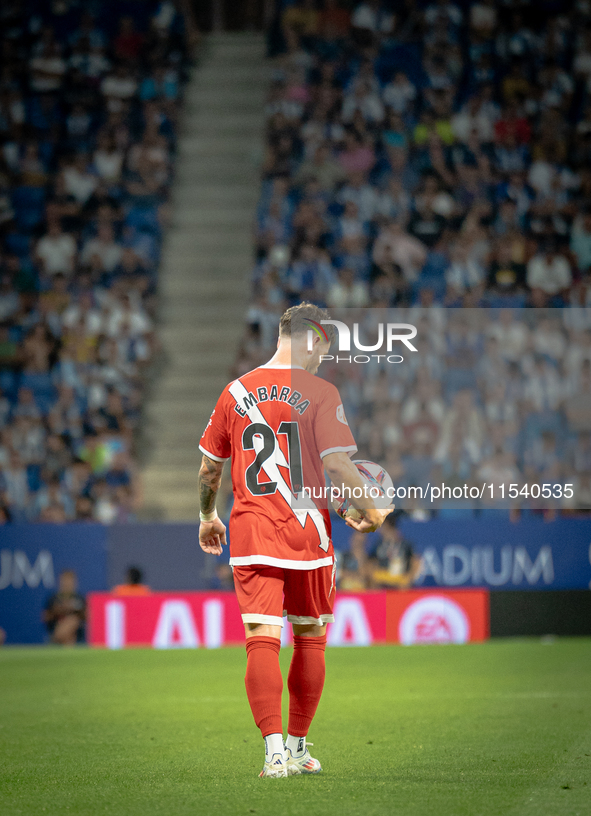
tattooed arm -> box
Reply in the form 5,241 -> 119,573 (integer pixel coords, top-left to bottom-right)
198,454 -> 227,555
199,454 -> 224,515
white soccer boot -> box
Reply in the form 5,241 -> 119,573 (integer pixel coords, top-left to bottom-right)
285,742 -> 322,775
259,753 -> 288,778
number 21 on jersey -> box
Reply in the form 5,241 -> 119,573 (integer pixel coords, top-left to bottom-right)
242,422 -> 303,496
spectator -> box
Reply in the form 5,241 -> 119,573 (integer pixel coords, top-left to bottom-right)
282,0 -> 320,41
326,267 -> 370,308
319,0 -> 351,40
81,224 -> 123,272
284,244 -> 335,302
209,563 -> 235,592
445,239 -> 486,302
2,450 -> 30,520
526,244 -> 572,306
487,242 -> 527,296
62,153 -> 98,205
368,514 -> 423,589
32,477 -> 75,521
373,220 -> 428,285
383,72 -> 417,116
476,448 -> 522,506
101,63 -> 138,109
93,132 -> 124,184
112,566 -> 151,596
0,276 -> 20,322
0,1 -> 189,524
29,42 -> 67,93
43,569 -> 85,645
564,364 -> 591,432
338,131 -> 376,175
352,1 -> 396,37
139,65 -> 179,104
35,221 -> 77,277
571,210 -> 591,276
342,81 -> 384,125
114,17 -> 144,62
295,143 -> 345,191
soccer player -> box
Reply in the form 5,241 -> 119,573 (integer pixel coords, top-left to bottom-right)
198,302 -> 392,778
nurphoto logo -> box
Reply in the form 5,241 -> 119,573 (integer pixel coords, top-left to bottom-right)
304,318 -> 418,364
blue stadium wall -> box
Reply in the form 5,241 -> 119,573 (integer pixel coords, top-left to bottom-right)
0,518 -> 590,643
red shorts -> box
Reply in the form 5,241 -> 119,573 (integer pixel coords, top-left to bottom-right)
233,563 -> 336,627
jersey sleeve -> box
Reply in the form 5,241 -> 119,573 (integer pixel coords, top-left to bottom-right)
199,388 -> 231,462
313,382 -> 357,459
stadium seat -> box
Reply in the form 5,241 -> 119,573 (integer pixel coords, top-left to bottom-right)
11,187 -> 47,233
20,372 -> 57,415
4,232 -> 32,258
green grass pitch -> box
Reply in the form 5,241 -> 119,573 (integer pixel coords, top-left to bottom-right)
1,639 -> 590,816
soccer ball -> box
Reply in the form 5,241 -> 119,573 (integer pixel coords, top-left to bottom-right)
331,460 -> 394,520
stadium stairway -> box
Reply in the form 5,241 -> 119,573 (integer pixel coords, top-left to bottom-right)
140,33 -> 269,520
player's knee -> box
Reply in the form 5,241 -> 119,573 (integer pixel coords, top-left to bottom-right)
292,623 -> 326,638
244,622 -> 281,640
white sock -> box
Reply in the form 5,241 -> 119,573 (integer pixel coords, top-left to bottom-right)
286,734 -> 306,757
264,733 -> 285,762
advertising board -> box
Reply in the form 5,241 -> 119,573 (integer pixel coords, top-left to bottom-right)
88,589 -> 489,648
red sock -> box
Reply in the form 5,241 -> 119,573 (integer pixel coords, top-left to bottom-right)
287,634 -> 327,737
244,636 -> 283,737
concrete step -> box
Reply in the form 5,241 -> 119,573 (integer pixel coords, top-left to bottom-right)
160,294 -> 245,306
162,234 -> 253,255
143,468 -> 199,490
178,142 -> 261,161
152,365 -> 233,380
172,185 -> 258,206
206,43 -> 265,59
144,412 -> 214,431
158,306 -> 247,325
159,246 -> 250,263
181,112 -> 264,132
158,324 -> 244,343
148,372 -> 232,392
172,206 -> 254,228
141,32 -> 265,516
158,297 -> 249,314
149,362 -> 233,384
146,450 -> 204,468
158,252 -> 251,271
163,224 -> 252,243
175,160 -> 258,180
147,381 -> 212,399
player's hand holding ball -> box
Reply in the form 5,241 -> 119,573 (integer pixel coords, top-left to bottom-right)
345,506 -> 394,532
199,515 -> 227,555
331,459 -> 394,533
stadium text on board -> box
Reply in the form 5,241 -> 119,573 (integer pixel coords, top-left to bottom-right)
306,319 -> 419,364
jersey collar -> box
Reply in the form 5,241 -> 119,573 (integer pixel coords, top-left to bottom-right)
259,361 -> 305,370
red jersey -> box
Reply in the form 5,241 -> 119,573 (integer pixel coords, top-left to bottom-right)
199,363 -> 357,570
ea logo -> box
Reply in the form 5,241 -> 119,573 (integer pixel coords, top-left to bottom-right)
399,596 -> 469,645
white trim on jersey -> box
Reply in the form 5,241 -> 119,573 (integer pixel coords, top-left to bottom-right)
230,555 -> 334,570
242,613 -> 285,627
259,362 -> 305,369
199,445 -> 230,462
320,444 -> 358,459
286,613 -> 335,625
228,378 -> 332,553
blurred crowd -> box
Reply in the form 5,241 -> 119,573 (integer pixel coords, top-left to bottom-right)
239,0 -> 591,371
324,307 -> 591,514
0,1 -> 193,522
232,0 -> 591,515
